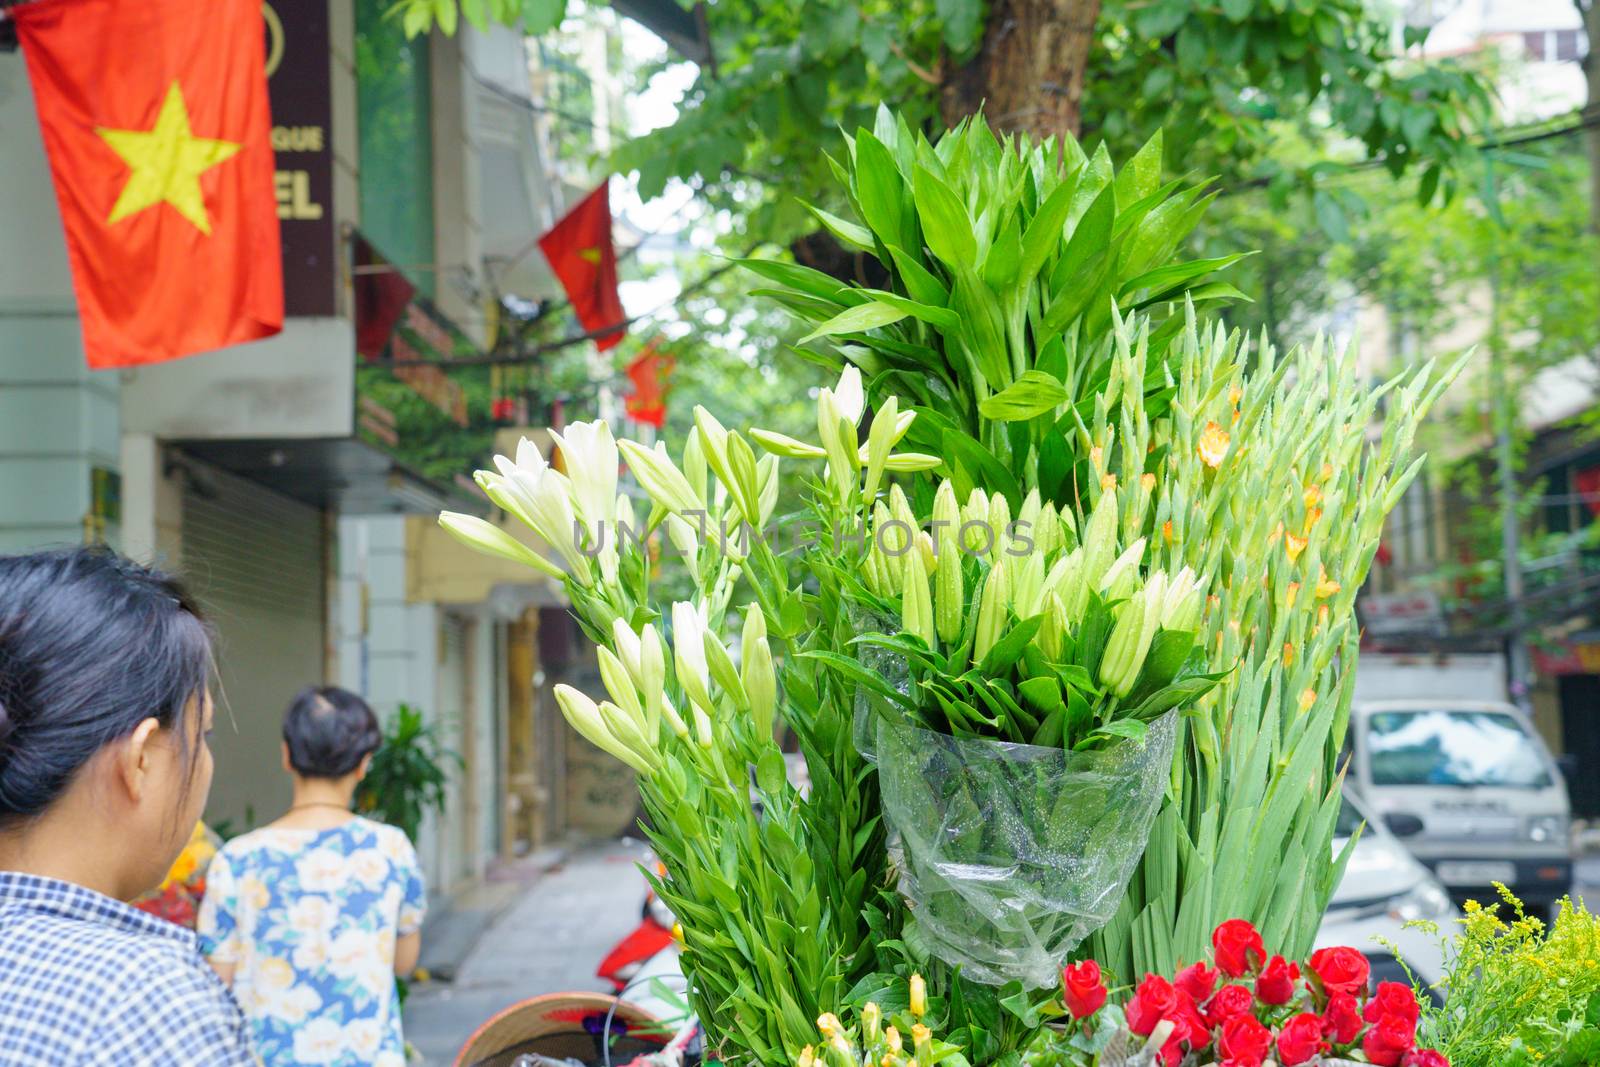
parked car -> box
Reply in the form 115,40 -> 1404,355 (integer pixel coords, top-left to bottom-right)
1343,696 -> 1573,921
1316,790 -> 1457,993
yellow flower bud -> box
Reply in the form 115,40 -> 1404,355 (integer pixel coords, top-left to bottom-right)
1286,581 -> 1300,609
884,1028 -> 903,1053
1100,473 -> 1118,491
799,1047 -> 816,1067
671,922 -> 685,945
909,974 -> 927,1018
1198,421 -> 1230,468
1315,567 -> 1341,598
1282,642 -> 1294,668
1298,688 -> 1317,713
817,1013 -> 843,1039
911,1025 -> 932,1063
1285,532 -> 1307,563
861,1002 -> 882,1047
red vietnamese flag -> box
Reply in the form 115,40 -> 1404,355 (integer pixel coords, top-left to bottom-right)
539,181 -> 626,351
11,0 -> 283,369
624,342 -> 675,428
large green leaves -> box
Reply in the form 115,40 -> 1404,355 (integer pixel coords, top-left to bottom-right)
750,118 -> 1247,500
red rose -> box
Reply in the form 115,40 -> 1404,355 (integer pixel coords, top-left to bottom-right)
1126,974 -> 1178,1037
1364,981 -> 1421,1026
1212,918 -> 1267,977
1362,1013 -> 1419,1067
1174,960 -> 1219,1002
1402,1050 -> 1450,1067
1217,1013 -> 1273,1067
1254,954 -> 1299,1005
1170,989 -> 1212,1053
1321,991 -> 1364,1045
1061,960 -> 1107,1020
1276,1012 -> 1328,1066
1205,984 -> 1256,1029
1308,946 -> 1371,999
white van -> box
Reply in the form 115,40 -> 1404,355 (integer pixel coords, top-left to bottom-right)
1346,654 -> 1573,919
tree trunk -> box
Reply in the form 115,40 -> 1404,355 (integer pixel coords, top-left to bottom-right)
939,0 -> 1102,140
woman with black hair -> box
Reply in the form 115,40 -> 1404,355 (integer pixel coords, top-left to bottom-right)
198,686 -> 426,1067
0,548 -> 255,1064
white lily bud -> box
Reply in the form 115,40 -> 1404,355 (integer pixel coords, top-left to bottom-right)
988,492 -> 1012,563
703,627 -> 748,709
611,618 -> 643,679
659,695 -> 690,739
554,684 -> 653,775
831,365 -> 865,422
1037,502 -> 1061,556
741,608 -> 777,739
598,700 -> 656,767
597,646 -> 645,728
862,395 -> 898,505
672,602 -> 714,713
750,428 -> 825,459
620,439 -> 703,516
902,548 -> 935,647
1161,566 -> 1203,632
1099,538 -> 1148,602
882,452 -> 942,472
683,431 -> 709,504
666,513 -> 699,558
974,562 -> 1008,663
1079,487 -> 1119,592
756,454 -> 780,527
639,624 -> 666,727
1011,551 -> 1046,619
694,406 -> 737,497
438,513 -> 564,580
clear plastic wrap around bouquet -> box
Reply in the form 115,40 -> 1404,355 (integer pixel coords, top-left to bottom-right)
867,705 -> 1178,989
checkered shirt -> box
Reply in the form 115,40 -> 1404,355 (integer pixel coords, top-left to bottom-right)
0,871 -> 256,1065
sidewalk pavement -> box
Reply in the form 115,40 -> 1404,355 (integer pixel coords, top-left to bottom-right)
404,838 -> 655,1066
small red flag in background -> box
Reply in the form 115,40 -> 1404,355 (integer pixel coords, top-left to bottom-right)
12,0 -> 283,369
624,342 -> 676,428
539,181 -> 626,351
352,234 -> 416,361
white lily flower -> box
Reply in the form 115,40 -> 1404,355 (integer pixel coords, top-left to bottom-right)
549,421 -> 618,532
476,467 -> 590,579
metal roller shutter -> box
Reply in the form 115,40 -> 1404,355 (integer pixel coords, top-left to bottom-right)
182,463 -> 327,828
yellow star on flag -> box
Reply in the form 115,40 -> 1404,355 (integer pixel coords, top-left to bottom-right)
96,81 -> 242,235
577,247 -> 603,265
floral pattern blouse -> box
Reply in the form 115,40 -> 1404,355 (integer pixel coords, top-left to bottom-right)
197,817 -> 427,1066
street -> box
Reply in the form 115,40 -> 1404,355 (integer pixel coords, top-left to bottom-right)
405,839 -> 655,1066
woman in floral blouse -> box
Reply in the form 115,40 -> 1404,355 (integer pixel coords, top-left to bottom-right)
198,686 -> 426,1067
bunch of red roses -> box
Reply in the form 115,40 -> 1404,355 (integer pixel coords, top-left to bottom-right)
1058,919 -> 1448,1067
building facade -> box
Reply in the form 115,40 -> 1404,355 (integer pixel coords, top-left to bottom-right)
0,1 -> 620,894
